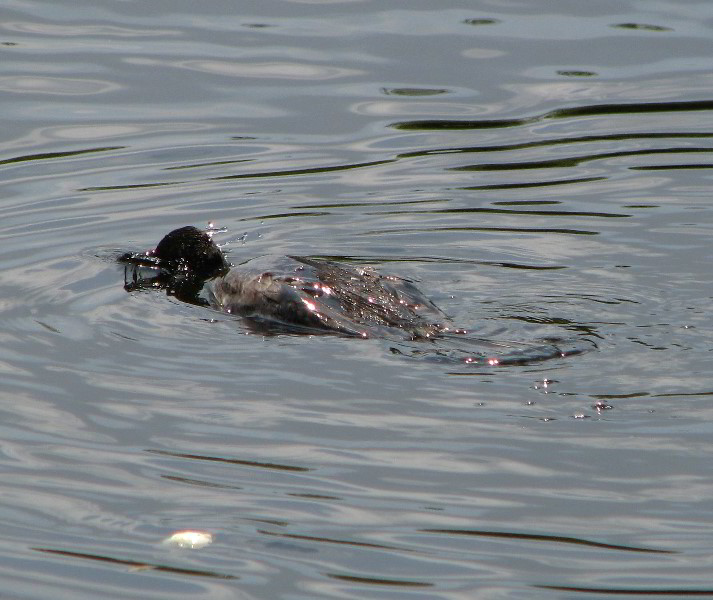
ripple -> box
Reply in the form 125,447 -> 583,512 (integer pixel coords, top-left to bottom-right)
146,449 -> 311,473
392,99 -> 713,130
461,47 -> 507,59
0,76 -> 119,95
558,70 -> 598,78
34,548 -> 237,580
611,22 -> 674,32
1,21 -> 179,37
462,18 -> 500,26
421,528 -> 673,554
381,87 -> 450,96
130,57 -> 362,80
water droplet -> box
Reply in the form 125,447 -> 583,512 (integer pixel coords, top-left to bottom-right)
593,401 -> 613,411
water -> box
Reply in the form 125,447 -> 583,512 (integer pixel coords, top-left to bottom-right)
1,0 -> 713,597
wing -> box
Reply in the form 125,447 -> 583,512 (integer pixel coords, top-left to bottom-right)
210,269 -> 367,336
290,256 -> 449,334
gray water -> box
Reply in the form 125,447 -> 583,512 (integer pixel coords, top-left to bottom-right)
2,0 -> 713,598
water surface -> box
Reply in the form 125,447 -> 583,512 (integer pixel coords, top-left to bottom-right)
2,0 -> 713,598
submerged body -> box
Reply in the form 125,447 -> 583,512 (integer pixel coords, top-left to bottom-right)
122,226 -> 452,339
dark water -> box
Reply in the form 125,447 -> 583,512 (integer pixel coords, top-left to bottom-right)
2,0 -> 713,597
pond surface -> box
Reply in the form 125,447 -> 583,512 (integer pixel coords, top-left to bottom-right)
2,0 -> 713,598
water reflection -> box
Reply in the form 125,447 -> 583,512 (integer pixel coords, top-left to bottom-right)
147,449 -> 311,473
421,528 -> 674,554
537,584 -> 713,595
392,99 -> 713,130
0,76 -> 120,95
611,23 -> 674,32
34,548 -> 237,580
0,146 -> 122,166
326,573 -> 432,588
